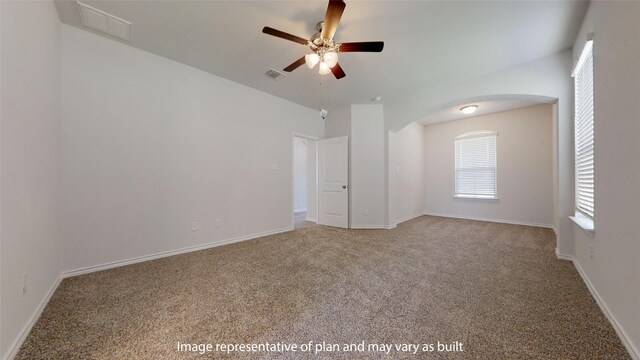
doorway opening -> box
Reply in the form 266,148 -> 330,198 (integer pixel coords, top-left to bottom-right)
293,135 -> 318,229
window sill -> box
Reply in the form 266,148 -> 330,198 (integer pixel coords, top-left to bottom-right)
570,214 -> 595,236
453,195 -> 499,201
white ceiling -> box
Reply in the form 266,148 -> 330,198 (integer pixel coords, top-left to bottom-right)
416,95 -> 556,126
54,0 -> 587,121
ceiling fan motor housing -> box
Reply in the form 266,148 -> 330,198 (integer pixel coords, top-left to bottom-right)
311,33 -> 323,46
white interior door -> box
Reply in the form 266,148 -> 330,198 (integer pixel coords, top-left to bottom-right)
318,136 -> 349,228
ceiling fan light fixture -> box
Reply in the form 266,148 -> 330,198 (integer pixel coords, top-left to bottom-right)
460,105 -> 479,115
318,61 -> 332,75
323,51 -> 339,68
305,53 -> 320,69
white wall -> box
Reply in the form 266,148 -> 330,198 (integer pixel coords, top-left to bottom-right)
293,137 -> 307,213
325,105 -> 351,138
569,2 -> 640,358
424,105 -> 553,227
389,122 -> 425,225
350,104 -> 385,228
305,140 -> 317,222
59,24 -> 324,272
0,1 -> 61,358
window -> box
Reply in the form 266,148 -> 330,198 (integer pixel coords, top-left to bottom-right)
454,131 -> 497,199
573,40 -> 594,221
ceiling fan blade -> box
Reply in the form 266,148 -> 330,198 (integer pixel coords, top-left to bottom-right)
283,56 -> 307,72
321,0 -> 346,41
331,63 -> 346,79
339,41 -> 384,52
262,27 -> 309,45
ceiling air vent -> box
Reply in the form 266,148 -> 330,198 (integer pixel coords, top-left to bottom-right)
264,69 -> 286,80
77,1 -> 131,41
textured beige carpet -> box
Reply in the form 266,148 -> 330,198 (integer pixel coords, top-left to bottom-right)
17,216 -> 629,359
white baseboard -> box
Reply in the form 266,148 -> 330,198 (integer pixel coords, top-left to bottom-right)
573,259 -> 640,359
554,252 -> 639,359
4,276 -> 63,360
349,225 -> 388,229
4,226 -> 295,360
305,217 -> 317,223
4,226 -> 294,360
555,248 -> 574,261
62,227 -> 294,278
390,212 -> 425,228
424,212 -> 553,229
7,225 -> 636,360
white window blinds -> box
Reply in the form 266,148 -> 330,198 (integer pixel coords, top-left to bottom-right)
455,131 -> 497,198
573,40 -> 594,218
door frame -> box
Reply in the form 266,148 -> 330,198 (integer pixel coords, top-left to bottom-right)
292,132 -> 319,228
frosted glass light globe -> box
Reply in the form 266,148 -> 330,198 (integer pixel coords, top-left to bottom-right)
305,53 -> 320,69
323,51 -> 339,68
319,61 -> 332,75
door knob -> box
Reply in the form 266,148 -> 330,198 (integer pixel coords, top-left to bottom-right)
342,185 -> 348,189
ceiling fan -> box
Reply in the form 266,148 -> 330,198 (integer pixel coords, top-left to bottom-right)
262,0 -> 384,79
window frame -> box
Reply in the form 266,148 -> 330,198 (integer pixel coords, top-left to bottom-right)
453,130 -> 498,200
570,38 -> 595,234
